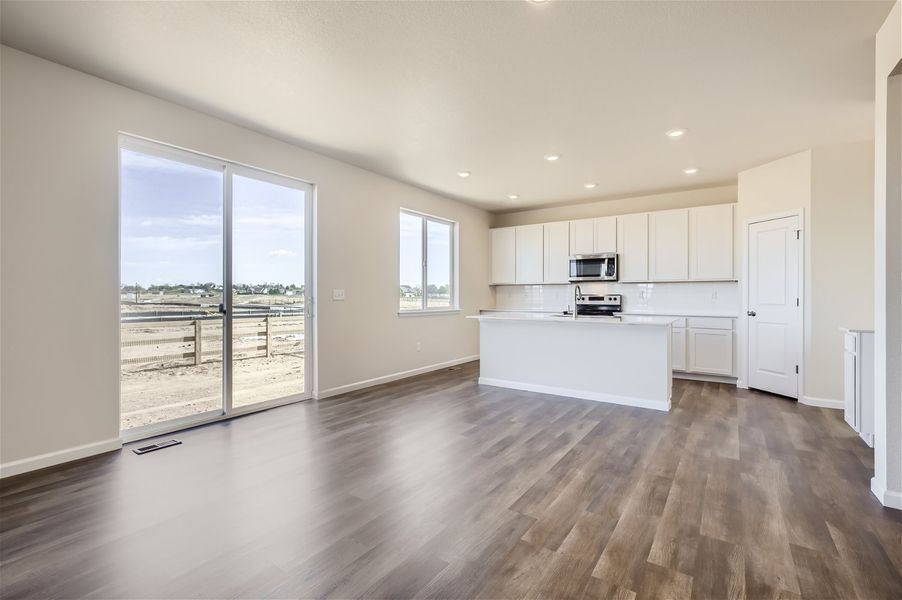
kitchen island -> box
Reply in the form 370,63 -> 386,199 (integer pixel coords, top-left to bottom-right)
469,313 -> 675,411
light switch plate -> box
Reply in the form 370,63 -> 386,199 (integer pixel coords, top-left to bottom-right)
332,289 -> 346,301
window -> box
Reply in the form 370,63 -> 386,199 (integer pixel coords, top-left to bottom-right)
399,209 -> 457,312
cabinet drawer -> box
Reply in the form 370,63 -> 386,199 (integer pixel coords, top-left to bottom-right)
687,317 -> 734,330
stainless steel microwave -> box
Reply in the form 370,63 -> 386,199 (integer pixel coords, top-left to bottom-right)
569,253 -> 618,282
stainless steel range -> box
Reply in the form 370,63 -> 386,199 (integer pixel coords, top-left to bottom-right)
571,293 -> 622,317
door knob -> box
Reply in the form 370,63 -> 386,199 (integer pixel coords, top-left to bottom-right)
747,310 -> 756,317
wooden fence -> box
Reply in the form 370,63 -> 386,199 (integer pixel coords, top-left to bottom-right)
121,315 -> 304,370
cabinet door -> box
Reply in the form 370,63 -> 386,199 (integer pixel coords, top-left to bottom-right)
672,328 -> 687,371
569,218 -> 595,255
543,221 -> 570,283
689,204 -> 734,280
490,227 -> 516,284
649,209 -> 689,281
593,216 -> 617,253
843,350 -> 857,430
515,224 -> 544,284
617,213 -> 649,282
687,328 -> 733,376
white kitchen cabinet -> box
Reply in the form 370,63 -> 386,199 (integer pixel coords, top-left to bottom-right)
593,216 -> 617,253
617,213 -> 649,282
491,227 -> 516,284
515,224 -> 544,284
649,209 -> 689,281
843,329 -> 875,447
671,327 -> 687,371
687,328 -> 733,376
569,218 -> 595,255
543,221 -> 570,283
689,204 -> 734,280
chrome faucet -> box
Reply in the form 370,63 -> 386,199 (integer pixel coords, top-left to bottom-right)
572,285 -> 581,320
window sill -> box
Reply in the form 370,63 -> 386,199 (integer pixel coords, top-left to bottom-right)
398,309 -> 461,317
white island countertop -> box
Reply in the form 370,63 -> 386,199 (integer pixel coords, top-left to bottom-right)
469,313 -> 678,327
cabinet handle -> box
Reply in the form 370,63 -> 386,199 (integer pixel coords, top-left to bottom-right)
747,310 -> 756,317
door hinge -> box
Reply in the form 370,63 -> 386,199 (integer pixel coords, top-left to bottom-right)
795,365 -> 799,374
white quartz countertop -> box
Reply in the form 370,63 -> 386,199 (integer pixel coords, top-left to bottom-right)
616,310 -> 739,318
468,313 -> 678,327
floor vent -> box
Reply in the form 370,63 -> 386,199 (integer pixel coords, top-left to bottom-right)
133,439 -> 182,455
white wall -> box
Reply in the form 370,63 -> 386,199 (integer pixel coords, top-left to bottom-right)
809,141 -> 875,400
872,0 -> 902,509
491,185 -> 737,228
0,47 -> 492,472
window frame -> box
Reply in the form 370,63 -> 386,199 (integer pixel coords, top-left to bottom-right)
398,208 -> 459,315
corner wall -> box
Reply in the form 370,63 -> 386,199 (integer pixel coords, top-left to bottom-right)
0,47 -> 492,474
737,143 -> 876,406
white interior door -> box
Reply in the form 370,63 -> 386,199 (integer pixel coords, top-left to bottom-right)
747,215 -> 801,398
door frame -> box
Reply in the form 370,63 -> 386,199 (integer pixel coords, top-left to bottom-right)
118,134 -> 317,444
738,208 -> 804,400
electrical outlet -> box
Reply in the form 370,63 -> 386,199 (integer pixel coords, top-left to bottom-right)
416,342 -> 422,352
332,289 -> 345,301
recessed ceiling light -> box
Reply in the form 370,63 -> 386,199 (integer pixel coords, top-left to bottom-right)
544,154 -> 561,162
457,171 -> 471,178
507,194 -> 520,200
584,183 -> 597,189
683,167 -> 699,175
666,129 -> 687,138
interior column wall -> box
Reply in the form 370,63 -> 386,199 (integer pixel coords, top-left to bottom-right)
872,0 -> 902,509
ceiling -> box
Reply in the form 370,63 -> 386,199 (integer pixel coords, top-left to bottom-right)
0,1 -> 892,211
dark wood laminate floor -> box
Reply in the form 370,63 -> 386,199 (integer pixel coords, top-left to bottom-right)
1,361 -> 900,599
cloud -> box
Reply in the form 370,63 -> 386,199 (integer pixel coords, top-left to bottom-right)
268,249 -> 298,258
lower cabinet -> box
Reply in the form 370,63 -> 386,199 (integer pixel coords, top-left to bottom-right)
687,328 -> 734,376
843,330 -> 875,447
671,327 -> 687,371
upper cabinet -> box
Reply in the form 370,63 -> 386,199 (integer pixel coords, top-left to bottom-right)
593,216 -> 617,253
543,221 -> 570,284
490,227 -> 516,284
689,204 -> 734,280
515,224 -> 544,284
570,217 -> 616,255
569,219 -> 595,255
489,203 -> 736,285
617,212 -> 649,282
649,209 -> 689,281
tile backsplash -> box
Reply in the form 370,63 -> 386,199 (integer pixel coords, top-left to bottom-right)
493,281 -> 739,316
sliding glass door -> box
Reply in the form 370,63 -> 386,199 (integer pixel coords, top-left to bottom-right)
119,137 -> 313,439
230,171 -> 308,409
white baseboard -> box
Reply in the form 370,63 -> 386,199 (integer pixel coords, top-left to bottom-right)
477,377 -> 670,412
674,372 -> 737,384
0,437 -> 122,479
800,394 -> 844,410
871,477 -> 902,510
315,355 -> 480,400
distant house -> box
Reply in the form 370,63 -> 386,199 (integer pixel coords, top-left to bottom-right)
400,285 -> 417,298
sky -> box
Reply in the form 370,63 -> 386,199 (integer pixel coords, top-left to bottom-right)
400,212 -> 450,290
120,149 -> 305,287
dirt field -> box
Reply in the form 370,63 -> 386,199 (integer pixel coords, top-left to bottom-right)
120,354 -> 304,430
